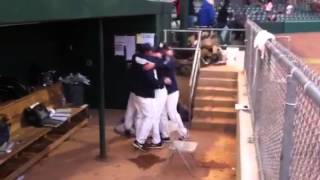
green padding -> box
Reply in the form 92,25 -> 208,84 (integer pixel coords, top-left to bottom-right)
0,0 -> 172,24
256,21 -> 320,33
258,22 -> 285,34
284,21 -> 320,33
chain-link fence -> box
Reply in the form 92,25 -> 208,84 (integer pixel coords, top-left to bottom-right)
245,19 -> 320,180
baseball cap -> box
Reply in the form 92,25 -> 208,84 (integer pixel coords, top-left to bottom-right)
139,43 -> 153,53
158,42 -> 170,50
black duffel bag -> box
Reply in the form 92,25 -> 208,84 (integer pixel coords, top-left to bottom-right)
23,103 -> 51,127
0,75 -> 29,102
177,103 -> 190,122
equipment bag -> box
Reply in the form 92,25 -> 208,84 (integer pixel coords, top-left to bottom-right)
23,103 -> 51,127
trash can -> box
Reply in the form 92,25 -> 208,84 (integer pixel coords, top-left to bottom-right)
63,83 -> 84,106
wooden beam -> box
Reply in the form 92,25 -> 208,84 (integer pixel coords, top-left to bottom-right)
2,119 -> 88,180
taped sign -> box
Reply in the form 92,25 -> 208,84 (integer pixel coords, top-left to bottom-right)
136,33 -> 155,47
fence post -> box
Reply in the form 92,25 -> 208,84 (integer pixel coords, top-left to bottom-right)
249,28 -> 256,89
164,29 -> 167,43
252,51 -> 263,121
244,26 -> 249,71
279,74 -> 298,180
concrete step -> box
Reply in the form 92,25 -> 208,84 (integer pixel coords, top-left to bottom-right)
192,117 -> 236,131
200,70 -> 238,79
196,86 -> 237,97
195,96 -> 236,108
198,77 -> 237,88
193,107 -> 236,119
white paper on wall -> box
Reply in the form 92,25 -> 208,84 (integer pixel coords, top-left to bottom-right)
136,33 -> 155,47
114,36 -> 126,56
125,36 -> 136,61
114,35 -> 136,60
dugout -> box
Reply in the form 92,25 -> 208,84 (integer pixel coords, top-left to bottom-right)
0,0 -> 172,164
0,0 -> 172,109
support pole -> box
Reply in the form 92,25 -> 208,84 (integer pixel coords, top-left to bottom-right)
279,74 -> 297,180
98,19 -> 107,159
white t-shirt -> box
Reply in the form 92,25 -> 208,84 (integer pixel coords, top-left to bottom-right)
265,2 -> 273,12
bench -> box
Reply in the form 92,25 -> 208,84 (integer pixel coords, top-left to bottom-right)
0,83 -> 89,180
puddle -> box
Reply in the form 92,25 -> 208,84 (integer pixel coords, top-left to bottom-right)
129,154 -> 166,170
199,160 -> 231,169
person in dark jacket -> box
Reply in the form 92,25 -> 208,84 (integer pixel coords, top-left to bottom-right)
217,2 -> 230,28
117,47 -> 156,138
197,0 -> 216,27
115,46 -> 162,140
173,0 -> 181,19
159,43 -> 188,140
142,52 -> 170,146
131,44 -> 163,151
133,45 -> 171,149
188,0 -> 196,27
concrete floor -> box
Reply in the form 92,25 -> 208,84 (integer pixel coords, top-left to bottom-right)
24,109 -> 236,180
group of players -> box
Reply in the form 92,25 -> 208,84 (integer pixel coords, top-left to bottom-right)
115,43 -> 188,151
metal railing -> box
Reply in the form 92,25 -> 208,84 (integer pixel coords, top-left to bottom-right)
164,27 -> 246,50
245,19 -> 320,180
188,27 -> 246,48
188,31 -> 202,127
163,29 -> 202,47
163,28 -> 245,125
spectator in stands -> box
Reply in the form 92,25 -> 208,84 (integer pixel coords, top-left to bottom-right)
262,0 -> 276,21
188,0 -> 196,27
216,1 -> 230,28
173,0 -> 181,20
173,0 -> 196,27
197,0 -> 216,27
311,0 -> 320,12
264,0 -> 273,12
232,12 -> 246,40
286,4 -> 294,14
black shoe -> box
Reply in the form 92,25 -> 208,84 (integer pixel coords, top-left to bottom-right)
124,129 -> 133,138
132,140 -> 147,152
161,137 -> 171,143
178,132 -> 189,141
147,142 -> 164,149
178,135 -> 189,141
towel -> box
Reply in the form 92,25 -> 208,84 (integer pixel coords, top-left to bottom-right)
253,30 -> 275,58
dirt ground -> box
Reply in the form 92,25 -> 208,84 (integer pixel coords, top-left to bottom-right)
277,32 -> 320,72
23,72 -> 236,180
24,109 -> 236,180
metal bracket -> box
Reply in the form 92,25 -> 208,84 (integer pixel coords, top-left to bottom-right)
285,102 -> 297,106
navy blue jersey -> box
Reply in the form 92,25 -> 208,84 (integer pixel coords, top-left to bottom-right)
129,54 -> 160,98
135,54 -> 168,89
144,55 -> 167,89
163,56 -> 178,94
